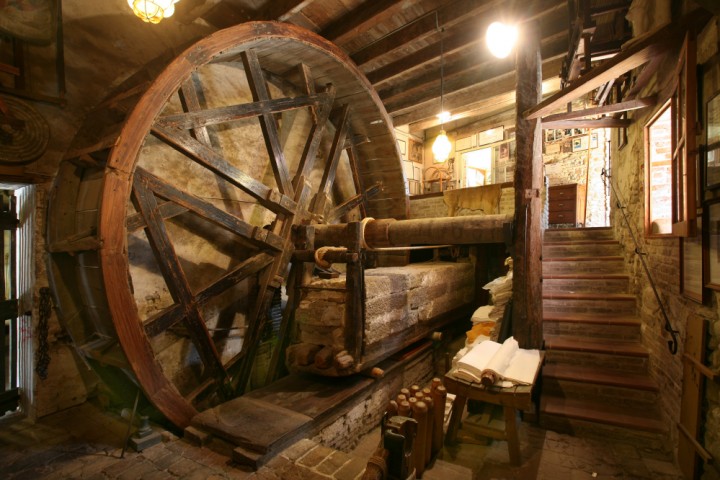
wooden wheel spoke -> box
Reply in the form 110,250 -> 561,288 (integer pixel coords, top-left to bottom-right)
157,92 -> 332,131
293,84 -> 336,189
312,104 -> 351,216
143,252 -> 274,338
178,72 -> 213,146
135,167 -> 284,252
127,200 -> 187,233
151,123 -> 297,216
131,177 -> 229,385
240,49 -> 295,197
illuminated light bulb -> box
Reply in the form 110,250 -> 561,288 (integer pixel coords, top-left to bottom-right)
432,130 -> 451,162
128,0 -> 180,24
486,21 -> 518,59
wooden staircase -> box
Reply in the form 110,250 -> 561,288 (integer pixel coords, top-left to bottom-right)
539,227 -> 665,440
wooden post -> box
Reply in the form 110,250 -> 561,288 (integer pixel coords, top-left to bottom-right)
512,22 -> 544,349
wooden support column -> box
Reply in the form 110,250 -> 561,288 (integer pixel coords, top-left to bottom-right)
512,22 -> 544,349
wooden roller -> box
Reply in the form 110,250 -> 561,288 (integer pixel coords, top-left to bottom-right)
411,399 -> 429,478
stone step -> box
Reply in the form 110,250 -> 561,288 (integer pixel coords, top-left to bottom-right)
543,313 -> 640,340
541,364 -> 658,406
542,275 -> 630,294
544,227 -> 614,243
542,256 -> 625,275
544,335 -> 649,373
543,293 -> 636,316
540,395 -> 664,434
542,241 -> 622,259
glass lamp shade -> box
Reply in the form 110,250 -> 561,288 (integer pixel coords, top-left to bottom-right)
486,21 -> 517,59
128,0 -> 180,24
432,130 -> 452,162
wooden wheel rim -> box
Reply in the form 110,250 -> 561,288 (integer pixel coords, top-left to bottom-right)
68,22 -> 407,428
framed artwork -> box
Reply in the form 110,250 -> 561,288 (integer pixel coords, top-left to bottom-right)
572,136 -> 588,152
478,126 -> 503,146
397,139 -> 406,156
705,92 -> 720,189
590,132 -> 598,149
681,213 -> 704,302
705,199 -> 720,291
409,139 -> 423,164
456,134 -> 476,151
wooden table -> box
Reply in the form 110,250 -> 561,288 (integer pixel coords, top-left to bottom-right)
444,355 -> 543,465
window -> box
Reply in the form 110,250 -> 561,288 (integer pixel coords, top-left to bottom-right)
645,104 -> 673,235
462,147 -> 492,188
644,33 -> 696,237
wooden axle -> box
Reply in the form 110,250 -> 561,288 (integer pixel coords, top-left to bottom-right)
311,214 -> 512,248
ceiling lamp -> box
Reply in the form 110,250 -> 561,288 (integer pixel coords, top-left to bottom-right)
432,16 -> 451,163
432,130 -> 451,162
128,0 -> 180,24
486,21 -> 517,59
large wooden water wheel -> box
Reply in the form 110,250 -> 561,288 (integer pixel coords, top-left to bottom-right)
46,22 -> 407,428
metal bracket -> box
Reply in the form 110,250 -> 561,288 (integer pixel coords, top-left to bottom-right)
524,188 -> 540,199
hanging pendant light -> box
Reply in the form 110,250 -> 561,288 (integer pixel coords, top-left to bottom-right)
432,129 -> 451,162
128,0 -> 180,24
432,16 -> 451,163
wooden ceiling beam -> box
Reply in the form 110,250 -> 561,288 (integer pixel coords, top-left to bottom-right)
365,0 -> 566,85
384,37 -> 567,116
525,9 -> 712,120
394,58 -> 563,128
349,0 -> 501,66
258,0 -> 315,21
320,0 -> 406,44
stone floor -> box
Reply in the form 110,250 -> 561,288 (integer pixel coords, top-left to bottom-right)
0,400 -> 686,480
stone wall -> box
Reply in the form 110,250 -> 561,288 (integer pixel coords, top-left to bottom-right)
609,7 -> 719,473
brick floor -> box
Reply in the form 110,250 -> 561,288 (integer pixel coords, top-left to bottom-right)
0,400 -> 686,479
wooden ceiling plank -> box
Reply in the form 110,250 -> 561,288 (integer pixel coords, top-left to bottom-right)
541,95 -> 656,122
321,0 -> 405,44
350,0 -> 497,67
525,9 -> 712,120
258,0 -> 315,21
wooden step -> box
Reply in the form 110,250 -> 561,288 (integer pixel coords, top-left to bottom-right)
543,293 -> 636,316
540,395 -> 664,433
543,312 -> 640,326
542,364 -> 658,392
543,241 -> 621,259
543,313 -> 640,340
543,274 -> 629,295
544,335 -> 648,357
543,227 -> 614,242
542,256 -> 625,275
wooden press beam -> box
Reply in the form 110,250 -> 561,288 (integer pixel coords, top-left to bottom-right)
540,95 -> 656,123
512,21 -> 544,350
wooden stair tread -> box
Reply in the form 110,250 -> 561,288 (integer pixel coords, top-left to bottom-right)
541,395 -> 664,433
542,256 -> 623,262
542,292 -> 635,301
542,364 -> 658,391
543,312 -> 640,325
542,273 -> 629,280
543,240 -> 618,245
544,335 -> 648,357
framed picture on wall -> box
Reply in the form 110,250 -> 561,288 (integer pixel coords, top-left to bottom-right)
681,213 -> 705,303
397,139 -> 407,156
705,92 -> 720,189
572,136 -> 588,152
705,199 -> 720,291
